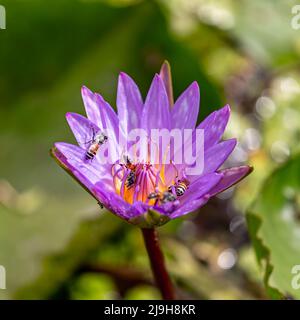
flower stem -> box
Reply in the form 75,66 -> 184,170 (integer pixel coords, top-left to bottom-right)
141,228 -> 176,300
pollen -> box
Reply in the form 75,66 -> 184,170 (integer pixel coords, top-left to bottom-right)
113,162 -> 160,203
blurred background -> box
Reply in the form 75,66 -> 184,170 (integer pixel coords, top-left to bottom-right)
1,0 -> 300,300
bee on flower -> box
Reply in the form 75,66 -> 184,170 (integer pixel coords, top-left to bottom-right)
51,63 -> 252,227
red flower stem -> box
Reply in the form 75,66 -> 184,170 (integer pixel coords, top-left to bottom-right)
141,228 -> 176,300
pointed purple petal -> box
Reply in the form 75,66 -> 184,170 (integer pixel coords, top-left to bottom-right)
93,181 -> 142,220
94,93 -> 125,155
131,201 -> 149,216
182,172 -> 222,203
203,138 -> 236,173
186,139 -> 236,182
170,196 -> 210,219
54,142 -> 112,187
175,105 -> 231,172
198,104 -> 230,149
94,94 -> 120,133
52,144 -> 92,190
171,82 -> 200,130
209,166 -> 253,197
55,141 -> 89,162
52,142 -> 99,191
117,72 -> 143,137
152,198 -> 181,216
66,112 -> 100,149
141,74 -> 171,131
81,86 -> 102,127
159,61 -> 174,106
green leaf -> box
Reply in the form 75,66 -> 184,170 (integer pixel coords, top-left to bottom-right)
247,154 -> 300,299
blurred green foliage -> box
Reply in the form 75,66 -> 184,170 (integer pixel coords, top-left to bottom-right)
0,0 -> 300,300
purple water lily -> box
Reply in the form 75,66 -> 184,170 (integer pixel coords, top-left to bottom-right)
51,64 -> 252,228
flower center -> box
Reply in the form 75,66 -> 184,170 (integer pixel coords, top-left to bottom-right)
112,161 -> 169,204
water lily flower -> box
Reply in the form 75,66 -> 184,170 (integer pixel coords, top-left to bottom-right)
51,64 -> 252,228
